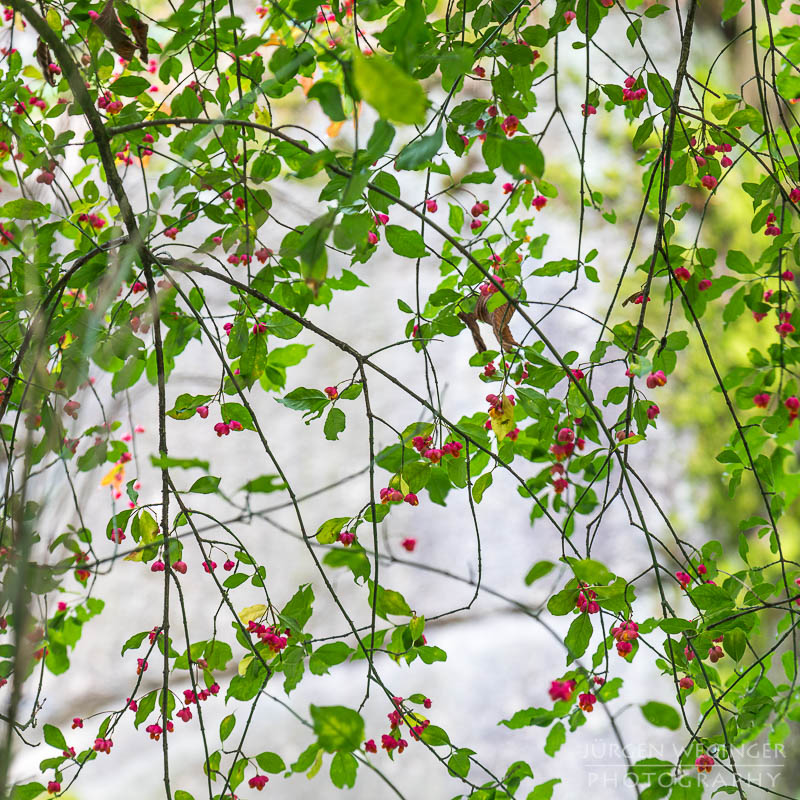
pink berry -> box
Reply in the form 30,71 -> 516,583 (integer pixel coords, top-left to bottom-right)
557,427 -> 574,444
701,174 -> 717,190
753,392 -> 770,408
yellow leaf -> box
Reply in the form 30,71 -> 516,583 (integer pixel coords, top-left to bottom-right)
124,511 -> 159,559
46,8 -> 61,31
255,105 -> 272,126
139,509 -> 160,543
237,655 -> 253,676
149,103 -> 170,118
238,604 -> 267,625
490,395 -> 515,441
404,711 -> 427,726
307,747 -> 324,778
326,120 -> 344,138
100,463 -> 125,487
264,32 -> 284,47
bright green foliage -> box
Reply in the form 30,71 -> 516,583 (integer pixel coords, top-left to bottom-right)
1,0 -> 800,796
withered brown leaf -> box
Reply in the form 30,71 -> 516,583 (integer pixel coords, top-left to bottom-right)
621,290 -> 646,307
36,39 -> 56,87
460,294 -> 520,353
92,0 -> 136,62
458,311 -> 487,353
120,10 -> 149,62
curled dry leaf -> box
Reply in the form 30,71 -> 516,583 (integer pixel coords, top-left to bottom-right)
621,290 -> 646,307
36,39 -> 56,87
120,9 -> 148,62
459,294 -> 519,353
92,0 -> 148,63
458,309 -> 487,353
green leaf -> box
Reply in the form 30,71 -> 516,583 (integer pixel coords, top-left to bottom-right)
365,120 -> 395,161
564,613 -> 593,662
330,751 -> 358,789
307,81 -> 346,121
229,757 -> 247,790
310,705 -> 365,752
174,792 -> 195,800
368,580 -> 413,618
309,642 -> 353,675
547,588 -> 577,616
268,344 -> 311,368
447,749 -> 472,778
227,659 -> 268,702
255,751 -> 287,773
220,715 -> 235,741
629,758 -> 672,785
689,584 -> 734,612
527,778 -> 562,799
525,560 -> 554,585
43,723 -> 67,750
543,721 -> 566,756
134,690 -> 158,729
632,117 -> 653,149
420,724 -> 450,746
499,707 -> 555,729
471,472 -> 493,503
646,72 -> 673,107
353,51 -> 426,125
2,198 -> 49,219
385,225 -> 428,258
721,0 -> 745,19
723,628 -> 746,661
570,558 -> 614,585
189,475 -> 220,494
323,546 -> 371,583
658,618 -> 696,634
502,136 -> 545,178
396,127 -> 443,170
324,407 -> 346,440
417,644 -> 447,663
239,475 -> 286,493
640,701 -> 681,730
461,170 -> 495,184
150,455 -> 209,470
276,387 -> 329,414
711,95 -> 740,120
339,382 -> 363,400
280,584 -> 315,631
167,393 -> 211,420
113,76 -> 151,96
121,630 -> 149,655
725,250 -> 753,274
316,517 -> 350,544
10,783 -> 46,800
